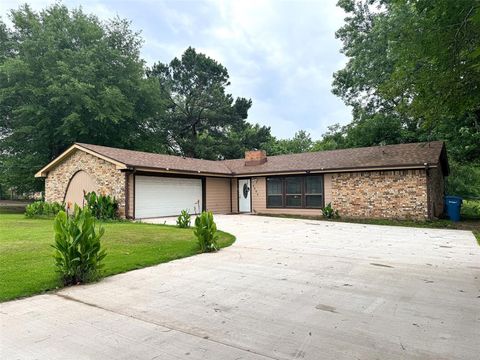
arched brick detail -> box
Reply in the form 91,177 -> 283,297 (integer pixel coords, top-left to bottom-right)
44,149 -> 126,216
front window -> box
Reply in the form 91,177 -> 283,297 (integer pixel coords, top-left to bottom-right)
305,175 -> 323,208
285,177 -> 302,207
266,175 -> 324,209
267,177 -> 283,207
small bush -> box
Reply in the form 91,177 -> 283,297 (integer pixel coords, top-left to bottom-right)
52,205 -> 107,285
25,201 -> 64,218
194,211 -> 219,252
176,209 -> 191,228
322,202 -> 339,219
84,191 -> 118,220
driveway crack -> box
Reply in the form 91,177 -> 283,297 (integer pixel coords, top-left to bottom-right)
55,293 -> 283,360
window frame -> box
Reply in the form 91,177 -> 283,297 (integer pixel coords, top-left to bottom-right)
284,176 -> 303,208
265,174 -> 325,209
266,177 -> 284,208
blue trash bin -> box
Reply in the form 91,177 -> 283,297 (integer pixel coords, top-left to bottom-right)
444,196 -> 462,221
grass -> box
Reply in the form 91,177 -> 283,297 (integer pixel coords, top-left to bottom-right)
0,213 -> 235,302
474,231 -> 480,246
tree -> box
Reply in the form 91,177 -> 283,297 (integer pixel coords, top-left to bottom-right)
268,130 -> 314,155
0,4 -> 161,193
332,0 -> 480,163
147,47 -> 272,159
330,0 -> 480,196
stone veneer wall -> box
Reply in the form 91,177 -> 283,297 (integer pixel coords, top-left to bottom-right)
331,169 -> 428,220
45,149 -> 126,217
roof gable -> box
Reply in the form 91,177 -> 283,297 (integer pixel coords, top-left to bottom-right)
34,144 -> 128,177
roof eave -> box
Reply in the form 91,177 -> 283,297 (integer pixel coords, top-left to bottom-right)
231,163 -> 439,177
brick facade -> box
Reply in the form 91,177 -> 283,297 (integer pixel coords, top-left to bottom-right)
330,169 -> 429,220
45,149 -> 126,216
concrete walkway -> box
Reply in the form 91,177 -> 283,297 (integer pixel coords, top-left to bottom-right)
1,215 -> 479,359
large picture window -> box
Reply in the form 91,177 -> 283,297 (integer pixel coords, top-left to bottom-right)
266,175 -> 324,209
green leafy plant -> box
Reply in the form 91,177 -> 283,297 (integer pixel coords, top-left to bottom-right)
176,209 -> 191,228
25,201 -> 64,218
194,211 -> 219,253
322,202 -> 339,219
84,191 -> 118,220
52,205 -> 107,285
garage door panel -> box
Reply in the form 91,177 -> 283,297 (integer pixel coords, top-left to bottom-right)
135,176 -> 202,218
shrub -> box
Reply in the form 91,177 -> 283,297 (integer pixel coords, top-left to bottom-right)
25,201 -> 64,218
194,211 -> 219,252
52,205 -> 107,285
322,202 -> 339,219
84,191 -> 118,220
461,199 -> 480,220
176,209 -> 191,228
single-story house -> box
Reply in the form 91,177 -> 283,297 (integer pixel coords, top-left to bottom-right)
35,141 -> 448,220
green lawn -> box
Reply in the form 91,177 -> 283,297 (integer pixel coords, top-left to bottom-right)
0,213 -> 235,302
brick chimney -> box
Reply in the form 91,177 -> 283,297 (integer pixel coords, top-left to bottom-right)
245,150 -> 267,166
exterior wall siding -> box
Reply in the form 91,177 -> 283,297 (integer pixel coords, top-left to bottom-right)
45,149 -> 126,217
331,169 -> 428,220
205,177 -> 231,213
231,179 -> 238,213
428,166 -> 444,218
126,173 -> 134,218
324,173 -> 332,205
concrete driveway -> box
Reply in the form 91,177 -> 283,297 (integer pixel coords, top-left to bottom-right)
1,215 -> 479,359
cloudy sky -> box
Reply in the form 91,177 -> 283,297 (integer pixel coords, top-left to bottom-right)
1,0 -> 351,139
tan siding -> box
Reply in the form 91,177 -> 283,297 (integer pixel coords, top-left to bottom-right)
206,177 -> 231,213
127,173 -> 134,218
428,166 -> 444,218
231,179 -> 238,213
64,170 -> 97,207
324,173 -> 332,205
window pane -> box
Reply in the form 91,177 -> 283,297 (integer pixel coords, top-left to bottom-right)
267,178 -> 282,195
306,176 -> 323,194
286,177 -> 302,194
267,195 -> 283,207
286,195 -> 302,207
306,195 -> 323,208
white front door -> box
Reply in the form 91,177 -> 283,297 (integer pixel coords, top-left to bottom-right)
238,179 -> 251,212
135,176 -> 202,218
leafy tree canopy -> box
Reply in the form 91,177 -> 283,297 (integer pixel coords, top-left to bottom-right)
0,4 -> 162,192
147,47 -> 272,159
330,0 -> 480,163
268,130 -> 314,155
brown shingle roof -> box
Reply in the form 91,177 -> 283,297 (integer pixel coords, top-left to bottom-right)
77,143 -> 232,175
223,141 -> 447,175
76,141 -> 447,176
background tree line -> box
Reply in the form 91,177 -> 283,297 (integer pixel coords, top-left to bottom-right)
1,1 -> 478,197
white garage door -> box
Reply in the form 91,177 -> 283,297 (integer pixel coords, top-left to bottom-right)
135,176 -> 202,218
